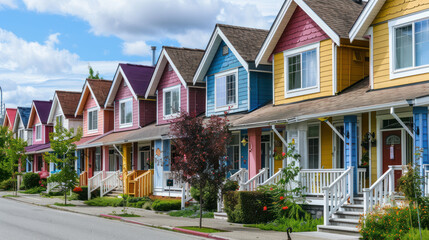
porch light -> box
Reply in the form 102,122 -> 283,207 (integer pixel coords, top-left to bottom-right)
241,137 -> 248,147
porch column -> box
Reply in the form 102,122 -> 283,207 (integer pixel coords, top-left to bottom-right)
248,128 -> 261,178
122,144 -> 130,194
102,146 -> 109,172
344,115 -> 358,195
413,107 -> 428,189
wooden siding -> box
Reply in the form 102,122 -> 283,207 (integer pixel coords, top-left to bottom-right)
114,78 -> 139,131
103,110 -> 114,133
372,0 -> 429,25
139,100 -> 156,127
249,72 -> 272,111
157,63 -> 187,125
273,6 -> 329,55
274,39 -> 333,105
320,118 -> 333,168
206,41 -> 248,116
188,87 -> 206,116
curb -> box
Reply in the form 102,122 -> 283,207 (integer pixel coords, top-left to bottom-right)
100,214 -> 230,240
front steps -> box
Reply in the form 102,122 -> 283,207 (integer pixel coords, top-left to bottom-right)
105,187 -> 123,198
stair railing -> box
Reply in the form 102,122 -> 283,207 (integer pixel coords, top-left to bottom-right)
47,182 -> 59,193
100,171 -> 120,197
134,170 -> 154,198
229,168 -> 248,184
323,167 -> 353,226
358,168 -> 367,194
261,168 -> 283,186
301,169 -> 344,196
363,166 -> 398,214
79,171 -> 88,187
240,168 -> 268,191
87,171 -> 103,200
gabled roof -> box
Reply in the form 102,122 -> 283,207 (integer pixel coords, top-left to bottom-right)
3,108 -> 17,129
146,47 -> 204,98
75,79 -> 112,116
27,100 -> 53,128
105,64 -> 155,106
256,0 -> 366,66
13,107 -> 31,132
349,0 -> 386,42
193,24 -> 268,83
48,91 -> 82,123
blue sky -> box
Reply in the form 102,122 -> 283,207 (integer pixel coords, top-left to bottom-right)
0,0 -> 283,108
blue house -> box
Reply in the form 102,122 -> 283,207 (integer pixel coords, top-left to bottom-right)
193,24 -> 272,173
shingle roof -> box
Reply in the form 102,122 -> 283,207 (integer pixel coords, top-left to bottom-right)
87,79 -> 113,106
17,107 -> 31,128
164,47 -> 205,83
302,0 -> 366,38
217,24 -> 269,62
33,100 -> 53,124
119,64 -> 155,97
56,91 -> 82,119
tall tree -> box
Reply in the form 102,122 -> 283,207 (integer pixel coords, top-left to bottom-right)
44,120 -> 82,204
169,112 -> 231,228
0,126 -> 12,182
87,65 -> 103,80
1,127 -> 27,196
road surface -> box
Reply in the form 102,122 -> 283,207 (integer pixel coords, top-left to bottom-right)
0,197 -> 205,240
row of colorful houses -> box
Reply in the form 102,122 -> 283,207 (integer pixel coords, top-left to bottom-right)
3,0 -> 429,232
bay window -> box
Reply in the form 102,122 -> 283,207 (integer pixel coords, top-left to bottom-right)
215,69 -> 238,110
88,109 -> 98,131
163,85 -> 180,118
120,98 -> 133,126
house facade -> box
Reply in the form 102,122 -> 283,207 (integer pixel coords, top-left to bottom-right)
3,108 -> 17,131
12,107 -> 32,172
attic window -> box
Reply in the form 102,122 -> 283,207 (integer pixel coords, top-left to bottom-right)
223,45 -> 229,56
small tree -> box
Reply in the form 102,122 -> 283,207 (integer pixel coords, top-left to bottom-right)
44,120 -> 82,204
0,126 -> 12,182
170,112 -> 231,228
88,65 -> 103,79
1,127 -> 27,196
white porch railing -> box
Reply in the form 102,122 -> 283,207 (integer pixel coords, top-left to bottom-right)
88,171 -> 103,200
240,168 -> 268,191
358,168 -> 367,194
362,166 -> 399,214
100,171 -> 120,197
163,172 -> 183,191
323,167 -> 354,225
229,168 -> 248,184
47,182 -> 59,193
424,164 -> 429,196
261,168 -> 283,186
301,169 -> 344,196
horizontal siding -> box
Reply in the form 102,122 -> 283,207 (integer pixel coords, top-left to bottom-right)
373,22 -> 429,89
103,110 -> 114,133
337,42 -> 369,92
140,100 -> 156,127
372,0 -> 429,25
274,39 -> 333,105
250,72 -> 272,110
114,78 -> 139,132
188,87 -> 206,116
320,118 -> 332,168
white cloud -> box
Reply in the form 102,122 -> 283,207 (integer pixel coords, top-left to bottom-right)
45,32 -> 60,48
0,0 -> 17,9
122,41 -> 151,56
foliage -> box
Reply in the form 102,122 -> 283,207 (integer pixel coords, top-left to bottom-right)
44,121 -> 82,204
87,65 -> 103,79
168,205 -> 214,218
20,186 -> 46,194
85,197 -> 123,207
177,226 -> 224,233
0,126 -> 11,182
402,228 -> 429,240
222,180 -> 239,194
223,191 -> 274,224
359,202 -> 429,240
0,178 -> 16,190
245,216 -> 323,232
398,164 -> 424,203
22,172 -> 41,189
169,111 -> 231,227
190,183 -> 218,211
53,203 -> 76,207
151,199 -> 181,211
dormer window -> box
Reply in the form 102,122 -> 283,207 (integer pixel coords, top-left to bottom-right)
284,42 -> 320,98
55,115 -> 63,129
163,85 -> 180,119
120,98 -> 133,127
35,124 -> 42,141
215,69 -> 238,111
18,128 -> 24,140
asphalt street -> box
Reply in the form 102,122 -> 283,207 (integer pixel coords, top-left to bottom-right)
0,197 -> 205,240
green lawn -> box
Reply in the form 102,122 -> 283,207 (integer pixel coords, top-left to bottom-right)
53,203 -> 76,207
178,226 -> 225,233
168,208 -> 214,218
244,217 -> 323,232
2,194 -> 20,198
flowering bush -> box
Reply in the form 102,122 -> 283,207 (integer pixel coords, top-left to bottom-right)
73,187 -> 83,192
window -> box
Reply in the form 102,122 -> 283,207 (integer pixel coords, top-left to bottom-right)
390,11 -> 429,78
215,69 -> 238,110
37,155 -> 43,172
55,115 -> 63,129
284,43 -> 320,98
308,125 -> 319,169
18,128 -> 24,140
120,99 -> 133,126
94,147 -> 101,172
88,109 -> 98,131
227,133 -> 240,170
163,85 -> 180,118
139,146 -> 151,170
35,124 -> 42,140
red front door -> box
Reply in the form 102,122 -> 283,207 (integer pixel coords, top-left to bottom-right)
382,130 -> 402,187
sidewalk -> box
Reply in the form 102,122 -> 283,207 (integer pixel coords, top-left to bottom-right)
1,191 -> 359,240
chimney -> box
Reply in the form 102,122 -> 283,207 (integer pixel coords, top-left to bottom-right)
151,46 -> 157,66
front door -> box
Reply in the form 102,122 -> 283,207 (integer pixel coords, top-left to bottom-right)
382,130 -> 402,187
333,126 -> 344,168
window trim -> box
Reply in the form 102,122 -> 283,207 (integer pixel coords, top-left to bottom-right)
389,9 -> 429,79
163,84 -> 181,120
35,124 -> 42,141
307,123 -> 321,169
119,98 -> 133,128
284,42 -> 320,98
55,114 -> 63,130
214,68 -> 239,111
87,108 -> 98,133
18,128 -> 24,140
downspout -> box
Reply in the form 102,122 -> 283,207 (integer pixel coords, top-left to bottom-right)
390,107 -> 414,139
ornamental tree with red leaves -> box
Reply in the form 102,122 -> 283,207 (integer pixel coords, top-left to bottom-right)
169,112 -> 231,228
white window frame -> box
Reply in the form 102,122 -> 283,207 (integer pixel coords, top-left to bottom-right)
18,128 -> 24,140
87,108 -> 98,133
55,115 -> 63,129
119,98 -> 133,128
389,9 -> 429,79
214,68 -> 239,111
284,42 -> 320,98
138,143 -> 151,170
163,85 -> 181,120
35,124 -> 42,141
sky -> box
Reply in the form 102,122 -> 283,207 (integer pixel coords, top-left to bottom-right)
0,0 -> 283,108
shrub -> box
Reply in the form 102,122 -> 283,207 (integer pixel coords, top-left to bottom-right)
22,172 -> 40,189
223,191 -> 274,224
191,183 -> 218,211
85,197 -> 123,207
402,228 -> 429,240
151,199 -> 181,211
222,180 -> 238,194
75,186 -> 100,200
0,178 -> 16,190
245,216 -> 323,232
21,186 -> 46,194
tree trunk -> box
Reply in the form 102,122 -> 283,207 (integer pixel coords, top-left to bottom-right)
64,188 -> 67,205
199,183 -> 203,229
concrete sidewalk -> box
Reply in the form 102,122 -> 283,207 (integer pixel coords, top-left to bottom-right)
1,191 -> 360,240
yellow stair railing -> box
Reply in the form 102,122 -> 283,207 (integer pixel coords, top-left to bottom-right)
79,171 -> 88,186
134,170 -> 154,197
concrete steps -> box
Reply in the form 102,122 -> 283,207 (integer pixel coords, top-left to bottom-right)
317,225 -> 360,236
105,188 -> 123,198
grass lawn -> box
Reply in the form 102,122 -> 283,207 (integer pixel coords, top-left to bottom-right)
85,197 -> 123,207
178,226 -> 225,233
2,194 -> 20,198
168,208 -> 214,218
53,203 -> 76,207
19,187 -> 46,194
244,217 -> 323,232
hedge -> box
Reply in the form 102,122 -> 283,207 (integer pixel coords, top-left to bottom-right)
0,178 -> 16,190
73,186 -> 100,200
151,199 -> 181,211
22,172 -> 40,189
223,191 -> 274,224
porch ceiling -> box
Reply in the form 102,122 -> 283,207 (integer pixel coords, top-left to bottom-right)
230,78 -> 429,129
